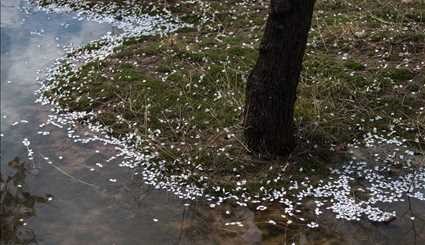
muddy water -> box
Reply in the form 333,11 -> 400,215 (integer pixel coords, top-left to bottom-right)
1,1 -> 424,245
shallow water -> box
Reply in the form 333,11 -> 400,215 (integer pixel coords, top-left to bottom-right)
1,1 -> 189,244
1,1 -> 424,244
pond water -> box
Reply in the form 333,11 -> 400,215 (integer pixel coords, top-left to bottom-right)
0,1 -> 192,244
1,1 -> 424,244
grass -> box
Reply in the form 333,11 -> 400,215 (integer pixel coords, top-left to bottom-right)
41,0 -> 424,196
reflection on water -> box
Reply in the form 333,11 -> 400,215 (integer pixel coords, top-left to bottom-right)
0,158 -> 51,245
1,0 -> 424,244
1,1 -> 188,244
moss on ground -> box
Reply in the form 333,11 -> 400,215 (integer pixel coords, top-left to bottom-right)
42,0 -> 425,193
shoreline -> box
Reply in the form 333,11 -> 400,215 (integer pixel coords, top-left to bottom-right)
33,0 -> 425,227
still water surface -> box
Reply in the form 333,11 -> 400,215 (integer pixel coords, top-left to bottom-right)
1,1 -> 194,244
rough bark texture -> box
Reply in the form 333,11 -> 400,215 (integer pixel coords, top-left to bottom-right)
244,0 -> 316,157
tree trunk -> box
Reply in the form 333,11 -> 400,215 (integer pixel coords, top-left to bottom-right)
244,0 -> 316,157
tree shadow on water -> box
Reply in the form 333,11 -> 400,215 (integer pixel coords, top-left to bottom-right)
1,158 -> 51,245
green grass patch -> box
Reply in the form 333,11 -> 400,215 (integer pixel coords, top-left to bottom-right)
43,0 -> 425,192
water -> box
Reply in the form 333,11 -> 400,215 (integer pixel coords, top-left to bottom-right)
1,1 -> 189,244
1,1 -> 424,244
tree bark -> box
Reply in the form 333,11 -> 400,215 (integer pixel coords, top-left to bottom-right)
244,0 -> 316,157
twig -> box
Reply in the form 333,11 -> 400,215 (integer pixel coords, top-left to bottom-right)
39,153 -> 99,189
